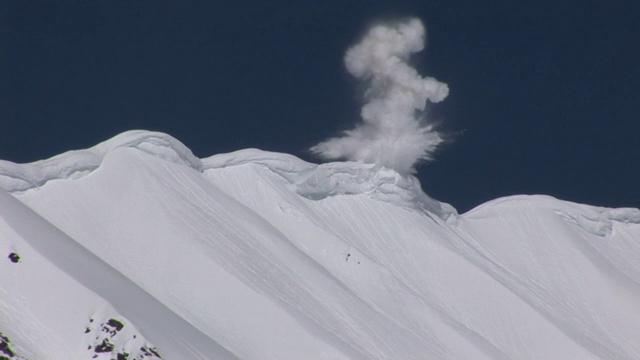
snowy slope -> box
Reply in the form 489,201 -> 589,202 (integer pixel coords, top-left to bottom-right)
1,130 -> 639,360
0,185 -> 236,360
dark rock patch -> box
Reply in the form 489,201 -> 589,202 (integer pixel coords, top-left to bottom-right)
140,345 -> 162,358
107,319 -> 124,332
0,331 -> 25,360
101,319 -> 124,337
95,339 -> 114,353
84,316 -> 161,359
148,347 -> 160,357
7,253 -> 20,263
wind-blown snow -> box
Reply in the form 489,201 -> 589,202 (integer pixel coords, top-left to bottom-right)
1,130 -> 639,360
312,18 -> 448,174
204,149 -> 457,221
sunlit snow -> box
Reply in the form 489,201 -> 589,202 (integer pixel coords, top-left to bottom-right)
1,130 -> 639,359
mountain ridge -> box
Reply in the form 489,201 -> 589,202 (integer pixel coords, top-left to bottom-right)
1,130 -> 639,359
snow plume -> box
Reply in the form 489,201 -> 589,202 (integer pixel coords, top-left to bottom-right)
312,18 -> 449,174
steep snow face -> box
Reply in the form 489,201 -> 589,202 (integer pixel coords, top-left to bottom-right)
0,190 -> 235,360
1,130 -> 639,360
459,196 -> 640,359
203,149 -> 457,221
203,151 -> 640,360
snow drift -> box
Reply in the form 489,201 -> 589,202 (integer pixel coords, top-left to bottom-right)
1,130 -> 639,359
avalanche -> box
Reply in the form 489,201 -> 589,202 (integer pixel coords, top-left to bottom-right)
1,130 -> 639,359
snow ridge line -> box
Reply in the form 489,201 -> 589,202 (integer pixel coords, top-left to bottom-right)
0,130 -> 202,192
204,149 -> 457,221
0,129 -> 456,220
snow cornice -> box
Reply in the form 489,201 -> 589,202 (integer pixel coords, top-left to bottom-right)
0,130 -> 202,192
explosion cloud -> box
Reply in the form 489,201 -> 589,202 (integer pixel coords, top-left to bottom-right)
312,18 -> 448,174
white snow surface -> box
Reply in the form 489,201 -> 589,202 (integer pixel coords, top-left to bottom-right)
1,130 -> 639,360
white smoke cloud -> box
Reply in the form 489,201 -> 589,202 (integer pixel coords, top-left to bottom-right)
311,18 -> 448,174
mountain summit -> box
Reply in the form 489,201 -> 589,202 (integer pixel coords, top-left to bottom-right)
1,131 -> 639,359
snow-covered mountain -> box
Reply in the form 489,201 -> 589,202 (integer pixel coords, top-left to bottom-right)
1,130 -> 639,360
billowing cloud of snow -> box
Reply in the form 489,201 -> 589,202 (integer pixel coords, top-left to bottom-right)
311,18 -> 449,174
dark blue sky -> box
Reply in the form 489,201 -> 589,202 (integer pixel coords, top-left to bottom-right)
2,1 -> 638,213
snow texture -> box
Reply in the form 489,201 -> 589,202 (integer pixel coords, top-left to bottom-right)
0,130 -> 202,193
1,130 -> 639,360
